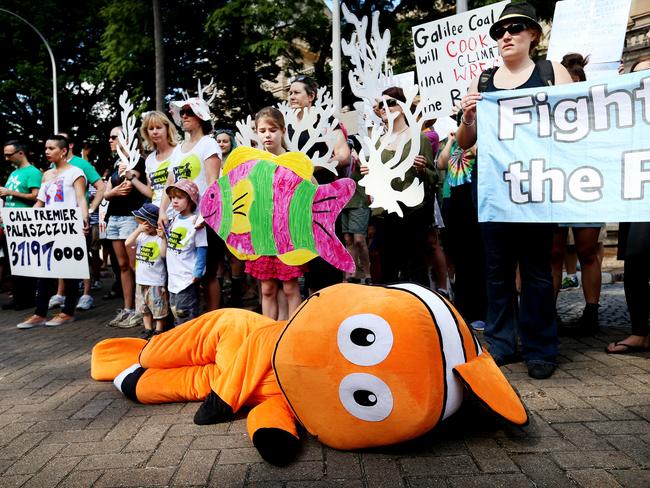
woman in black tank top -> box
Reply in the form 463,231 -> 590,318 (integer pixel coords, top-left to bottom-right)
454,2 -> 572,381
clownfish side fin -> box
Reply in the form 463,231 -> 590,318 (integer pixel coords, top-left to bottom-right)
453,351 -> 529,427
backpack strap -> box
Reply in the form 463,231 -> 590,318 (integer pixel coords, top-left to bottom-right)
477,67 -> 497,93
536,59 -> 555,86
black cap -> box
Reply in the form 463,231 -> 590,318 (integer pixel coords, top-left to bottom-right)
489,2 -> 542,40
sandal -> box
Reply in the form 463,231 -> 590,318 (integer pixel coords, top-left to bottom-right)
605,341 -> 650,354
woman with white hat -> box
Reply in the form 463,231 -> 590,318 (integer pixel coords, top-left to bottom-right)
160,88 -> 223,311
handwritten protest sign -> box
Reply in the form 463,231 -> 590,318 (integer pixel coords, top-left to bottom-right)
547,0 -> 632,80
412,1 -> 508,119
477,71 -> 650,223
1,207 -> 89,279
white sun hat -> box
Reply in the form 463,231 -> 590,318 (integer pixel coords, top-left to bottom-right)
169,79 -> 216,125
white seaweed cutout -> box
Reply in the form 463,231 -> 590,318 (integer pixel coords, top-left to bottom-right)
116,91 -> 140,173
341,3 -> 392,130
358,84 -> 427,217
235,115 -> 261,148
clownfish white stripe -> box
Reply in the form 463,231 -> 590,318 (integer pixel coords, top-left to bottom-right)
388,283 -> 464,421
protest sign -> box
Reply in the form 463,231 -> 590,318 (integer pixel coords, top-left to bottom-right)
412,1 -> 508,119
1,207 -> 89,279
477,70 -> 650,223
547,0 -> 631,79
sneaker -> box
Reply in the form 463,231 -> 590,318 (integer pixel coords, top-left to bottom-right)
45,313 -> 75,327
561,275 -> 579,290
48,294 -> 65,309
527,361 -> 556,380
108,309 -> 131,327
91,280 -> 103,290
76,294 -> 94,311
470,320 -> 486,332
117,311 -> 141,329
140,329 -> 154,340
17,315 -> 47,329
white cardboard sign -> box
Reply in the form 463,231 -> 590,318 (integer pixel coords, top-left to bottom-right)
412,1 -> 509,118
1,208 -> 89,279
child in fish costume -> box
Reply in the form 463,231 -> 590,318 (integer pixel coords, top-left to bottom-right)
91,283 -> 528,466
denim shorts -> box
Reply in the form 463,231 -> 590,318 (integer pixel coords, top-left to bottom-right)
341,207 -> 371,236
169,282 -> 200,325
106,215 -> 139,240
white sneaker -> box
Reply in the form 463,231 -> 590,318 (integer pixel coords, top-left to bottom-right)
76,294 -> 94,310
118,311 -> 142,329
108,309 -> 131,327
48,294 -> 65,309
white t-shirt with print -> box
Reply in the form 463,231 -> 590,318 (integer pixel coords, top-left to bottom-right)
37,166 -> 86,208
169,136 -> 221,197
135,233 -> 167,286
146,146 -> 179,207
166,213 -> 208,294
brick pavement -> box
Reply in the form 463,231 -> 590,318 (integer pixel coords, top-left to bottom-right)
0,283 -> 649,487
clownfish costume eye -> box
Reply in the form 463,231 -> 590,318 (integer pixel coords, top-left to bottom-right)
337,314 -> 393,366
339,373 -> 393,421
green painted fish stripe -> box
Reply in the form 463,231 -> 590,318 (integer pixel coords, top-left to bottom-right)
289,180 -> 317,252
249,162 -> 278,255
217,178 -> 233,240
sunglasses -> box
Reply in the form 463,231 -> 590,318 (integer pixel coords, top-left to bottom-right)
379,98 -> 399,109
4,150 -> 18,158
179,108 -> 195,117
492,22 -> 529,40
108,135 -> 119,141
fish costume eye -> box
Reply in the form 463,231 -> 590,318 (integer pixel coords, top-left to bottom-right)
339,373 -> 393,421
337,314 -> 393,366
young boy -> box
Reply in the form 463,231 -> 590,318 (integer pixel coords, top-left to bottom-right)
161,179 -> 207,325
126,203 -> 168,339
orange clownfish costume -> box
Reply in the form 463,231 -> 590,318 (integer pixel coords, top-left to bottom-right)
91,283 -> 527,465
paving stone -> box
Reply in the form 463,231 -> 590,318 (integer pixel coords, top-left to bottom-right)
172,449 -> 219,485
191,434 -> 251,450
287,481 -> 364,488
3,442 -> 65,475
610,469 -> 650,487
582,396 -> 640,421
498,436 -> 575,453
0,432 -> 50,460
167,422 -> 229,436
0,474 -> 31,487
85,404 -> 130,430
147,435 -> 193,468
70,398 -> 113,420
103,415 -> 147,441
94,467 -> 176,487
511,453 -> 575,488
567,469 -> 623,487
585,420 -> 650,435
123,424 -> 169,452
207,463 -> 248,487
29,419 -> 91,433
538,408 -> 608,423
553,423 -> 614,450
248,461 -> 325,481
612,394 -> 650,407
56,469 -> 104,488
401,455 -> 478,476
218,447 -> 263,464
361,457 -> 406,488
0,422 -> 35,447
75,451 -> 150,471
59,439 -> 127,457
465,438 -> 518,473
550,451 -> 636,469
21,455 -> 81,488
406,477 -> 450,487
542,387 -> 591,409
43,428 -> 108,444
446,473 -> 534,487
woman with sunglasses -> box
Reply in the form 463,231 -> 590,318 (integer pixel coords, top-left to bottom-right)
456,2 -> 572,380
360,86 -> 436,286
288,75 -> 351,293
104,126 -> 149,328
161,97 -> 222,311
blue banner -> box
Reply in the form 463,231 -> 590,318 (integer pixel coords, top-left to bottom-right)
477,70 -> 650,222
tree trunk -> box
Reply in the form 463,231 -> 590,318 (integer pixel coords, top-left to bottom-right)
153,0 -> 165,111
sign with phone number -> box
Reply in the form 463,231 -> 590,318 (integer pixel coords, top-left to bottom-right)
1,207 -> 89,279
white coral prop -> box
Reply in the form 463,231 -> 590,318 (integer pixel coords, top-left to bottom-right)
116,91 -> 140,173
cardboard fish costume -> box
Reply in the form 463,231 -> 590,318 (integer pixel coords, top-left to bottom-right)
200,146 -> 356,273
92,283 -> 528,466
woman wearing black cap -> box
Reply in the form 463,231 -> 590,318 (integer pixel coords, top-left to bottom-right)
456,2 -> 572,380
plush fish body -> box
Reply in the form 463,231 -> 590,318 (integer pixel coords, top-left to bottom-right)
200,146 -> 355,272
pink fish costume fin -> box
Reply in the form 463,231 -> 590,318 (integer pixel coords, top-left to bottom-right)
310,179 -> 356,273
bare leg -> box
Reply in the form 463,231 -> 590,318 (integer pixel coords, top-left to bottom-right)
143,313 -> 153,331
204,277 -> 221,311
113,240 -> 135,310
428,229 -> 448,291
261,280 -> 279,320
282,279 -> 302,318
353,233 -> 371,281
574,227 -> 601,305
276,286 -> 288,320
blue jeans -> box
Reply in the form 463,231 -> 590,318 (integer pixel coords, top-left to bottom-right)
480,222 -> 557,363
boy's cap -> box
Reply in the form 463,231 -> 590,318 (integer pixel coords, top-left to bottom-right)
132,203 -> 160,227
166,179 -> 200,208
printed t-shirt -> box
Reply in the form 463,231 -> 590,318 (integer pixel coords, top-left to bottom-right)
69,155 -> 101,185
166,213 -> 207,294
4,165 -> 42,208
146,147 -> 178,207
135,233 -> 166,286
169,136 -> 221,196
37,166 -> 86,208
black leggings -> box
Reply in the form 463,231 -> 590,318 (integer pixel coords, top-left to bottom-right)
35,278 -> 79,317
624,222 -> 650,336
